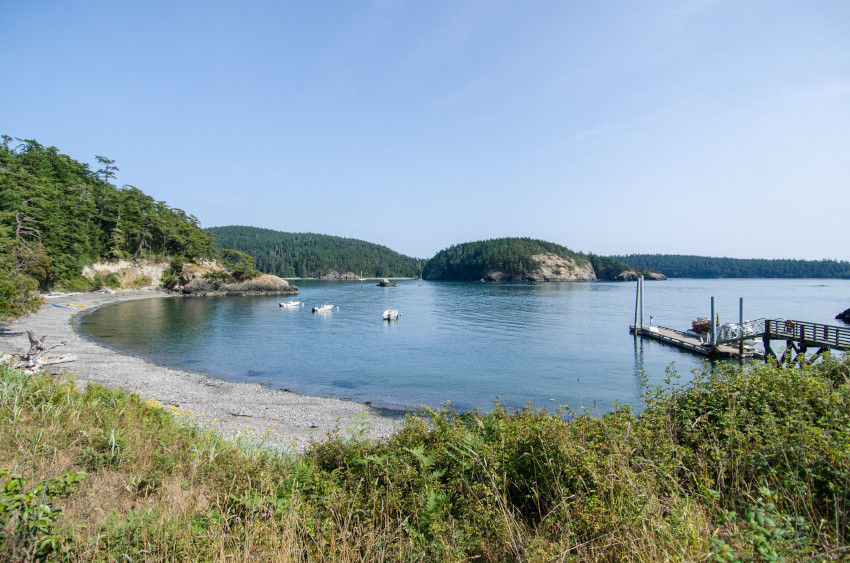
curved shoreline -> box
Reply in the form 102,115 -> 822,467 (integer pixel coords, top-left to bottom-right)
0,289 -> 407,451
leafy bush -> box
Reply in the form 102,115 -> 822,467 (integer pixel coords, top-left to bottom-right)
0,469 -> 86,561
1,355 -> 847,560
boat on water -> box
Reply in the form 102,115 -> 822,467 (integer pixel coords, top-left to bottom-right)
279,301 -> 301,308
312,304 -> 334,313
383,309 -> 401,321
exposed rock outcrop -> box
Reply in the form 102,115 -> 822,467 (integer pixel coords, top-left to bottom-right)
486,253 -> 596,282
317,271 -> 363,280
615,271 -> 667,282
82,259 -> 172,289
837,308 -> 850,324
317,270 -> 342,280
82,259 -> 297,296
181,274 -> 298,297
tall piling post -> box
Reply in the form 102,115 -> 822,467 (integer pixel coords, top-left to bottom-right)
639,276 -> 644,330
710,297 -> 716,349
634,278 -> 640,334
739,298 -> 745,355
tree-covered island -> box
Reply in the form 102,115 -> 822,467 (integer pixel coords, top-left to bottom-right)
4,133 -> 847,322
3,135 -> 849,560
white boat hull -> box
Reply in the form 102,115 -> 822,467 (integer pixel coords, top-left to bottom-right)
383,309 -> 400,321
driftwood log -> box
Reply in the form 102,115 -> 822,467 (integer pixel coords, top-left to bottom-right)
0,330 -> 76,373
26,329 -> 49,368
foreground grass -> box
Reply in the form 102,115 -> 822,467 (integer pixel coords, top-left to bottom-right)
1,358 -> 848,561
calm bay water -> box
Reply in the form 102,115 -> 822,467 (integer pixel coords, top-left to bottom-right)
77,279 -> 850,413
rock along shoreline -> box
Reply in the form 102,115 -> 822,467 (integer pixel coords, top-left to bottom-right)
0,289 -> 406,451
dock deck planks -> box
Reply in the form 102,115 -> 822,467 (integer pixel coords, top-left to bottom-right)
629,325 -> 759,358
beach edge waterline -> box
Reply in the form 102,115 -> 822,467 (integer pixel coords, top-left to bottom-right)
0,289 -> 406,450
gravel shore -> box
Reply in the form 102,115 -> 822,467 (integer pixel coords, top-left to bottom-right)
0,289 -> 408,451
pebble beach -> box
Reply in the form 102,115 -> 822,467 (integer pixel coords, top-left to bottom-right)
0,289 -> 407,451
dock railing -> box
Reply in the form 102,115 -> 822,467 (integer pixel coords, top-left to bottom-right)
713,319 -> 766,344
706,318 -> 850,351
765,319 -> 850,350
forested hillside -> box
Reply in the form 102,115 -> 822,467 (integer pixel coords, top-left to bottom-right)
206,226 -> 427,278
0,136 -> 217,318
613,254 -> 850,279
422,238 -> 591,281
585,253 -> 654,280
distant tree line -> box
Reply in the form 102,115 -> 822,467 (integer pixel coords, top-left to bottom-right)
612,254 -> 850,279
0,136 -> 217,318
422,238 -> 589,281
206,226 -> 427,278
585,253 -> 654,280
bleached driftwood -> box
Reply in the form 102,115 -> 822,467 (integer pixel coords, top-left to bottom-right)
1,330 -> 73,373
37,355 -> 77,366
26,329 -> 49,368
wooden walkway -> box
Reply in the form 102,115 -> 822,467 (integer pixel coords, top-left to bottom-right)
761,319 -> 850,364
630,318 -> 850,362
629,325 -> 759,358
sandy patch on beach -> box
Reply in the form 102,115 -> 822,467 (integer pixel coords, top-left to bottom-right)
0,289 -> 407,451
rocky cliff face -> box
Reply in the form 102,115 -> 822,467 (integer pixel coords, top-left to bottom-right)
82,259 -> 171,289
486,253 -> 596,282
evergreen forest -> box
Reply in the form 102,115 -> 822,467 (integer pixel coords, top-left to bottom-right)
614,253 -> 850,279
586,253 -> 654,280
422,237 -> 589,281
206,226 -> 427,279
4,134 -> 849,321
0,136 -> 217,318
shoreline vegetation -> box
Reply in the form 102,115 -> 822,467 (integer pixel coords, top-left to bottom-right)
1,329 -> 847,560
2,136 -> 849,559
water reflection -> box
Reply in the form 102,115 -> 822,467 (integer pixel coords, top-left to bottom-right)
77,279 -> 850,413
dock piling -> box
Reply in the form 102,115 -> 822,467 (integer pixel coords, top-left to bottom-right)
739,298 -> 745,355
710,297 -> 716,348
639,276 -> 644,330
633,278 -> 640,335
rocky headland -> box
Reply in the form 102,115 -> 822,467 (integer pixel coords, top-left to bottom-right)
83,259 -> 299,297
180,273 -> 298,297
485,252 -> 596,282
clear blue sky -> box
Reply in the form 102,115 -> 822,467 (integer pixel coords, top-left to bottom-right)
3,1 -> 849,260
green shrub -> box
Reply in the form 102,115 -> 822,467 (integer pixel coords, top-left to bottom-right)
0,469 -> 86,561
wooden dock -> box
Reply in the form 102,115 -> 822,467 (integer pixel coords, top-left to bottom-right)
628,278 -> 849,363
629,325 -> 759,358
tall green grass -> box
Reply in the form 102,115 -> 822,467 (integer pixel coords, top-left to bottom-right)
1,357 -> 847,561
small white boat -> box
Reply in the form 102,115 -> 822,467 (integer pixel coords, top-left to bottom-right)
312,304 -> 334,313
383,309 -> 401,321
279,301 -> 301,308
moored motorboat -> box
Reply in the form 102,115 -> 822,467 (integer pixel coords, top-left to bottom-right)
279,301 -> 301,308
312,304 -> 334,313
383,309 -> 401,321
